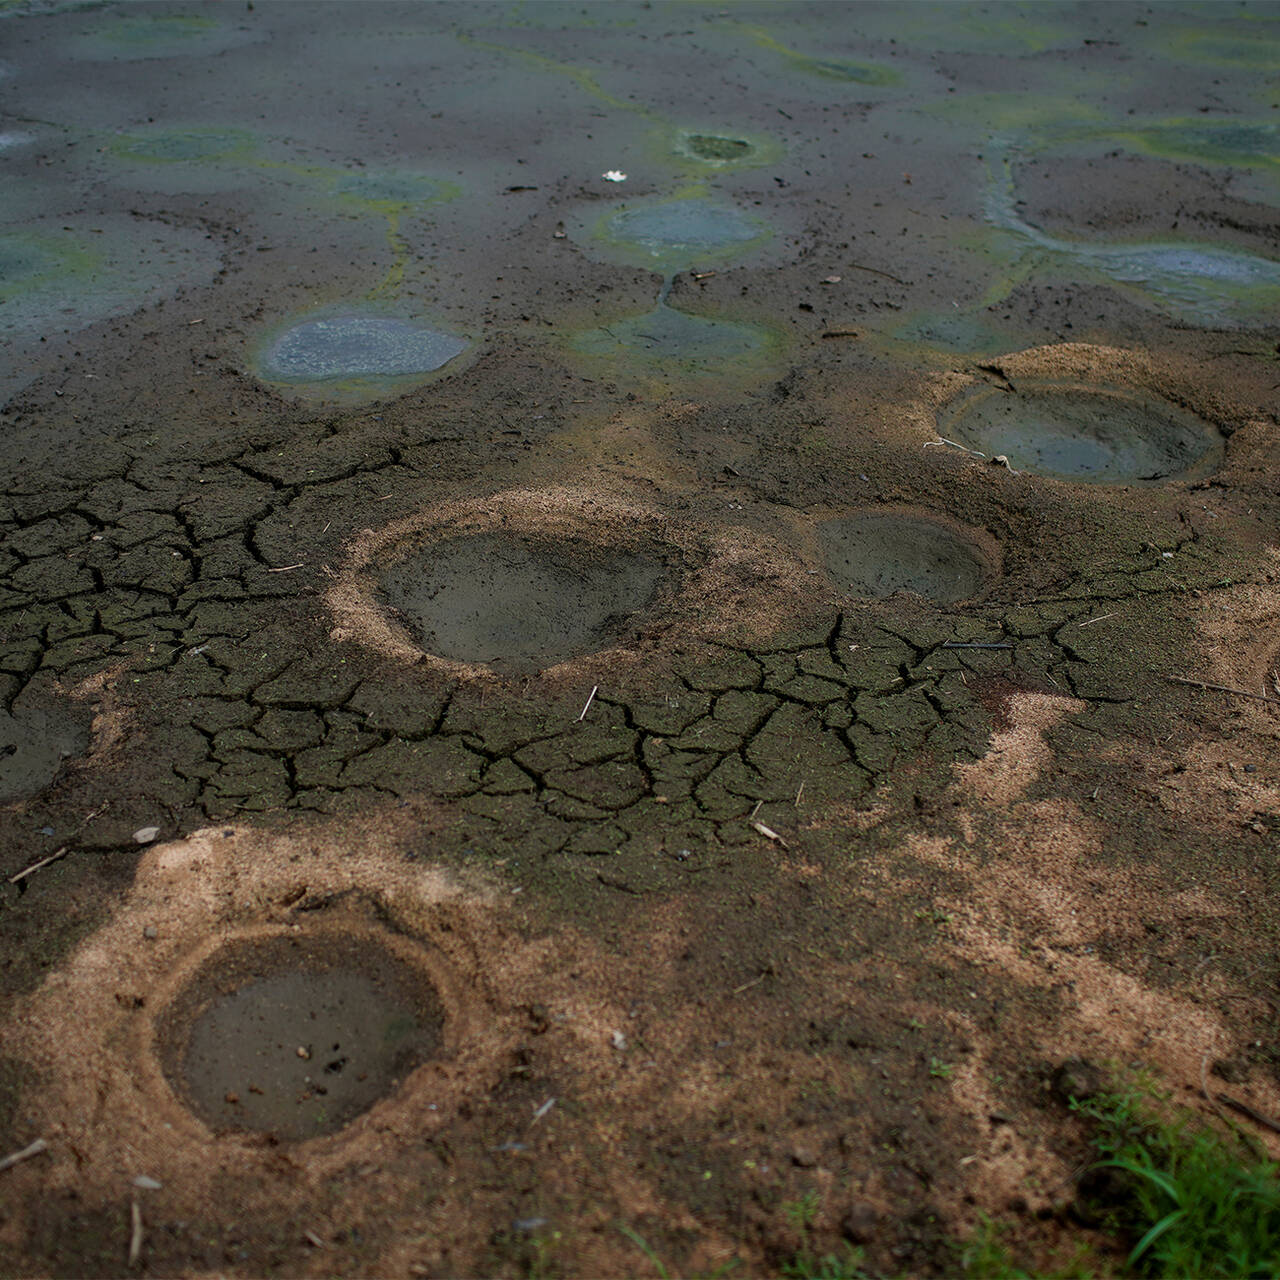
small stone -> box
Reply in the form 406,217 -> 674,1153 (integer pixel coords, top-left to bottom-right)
840,1202 -> 879,1244
133,1175 -> 162,1190
224,1092 -> 239,1105
610,1030 -> 628,1052
1050,1057 -> 1104,1105
790,1145 -> 817,1168
133,826 -> 161,845
297,1046 -> 310,1060
142,926 -> 158,941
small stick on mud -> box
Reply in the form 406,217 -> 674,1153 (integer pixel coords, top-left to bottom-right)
9,847 -> 68,884
530,1097 -> 556,1125
1166,675 -> 1275,705
751,820 -> 789,850
923,438 -> 986,458
940,642 -> 1012,650
1077,612 -> 1117,629
794,781 -> 804,807
731,972 -> 766,996
1200,1053 -> 1229,1124
1217,1094 -> 1280,1135
0,1138 -> 47,1174
128,1199 -> 143,1268
266,563 -> 305,573
577,685 -> 598,722
845,262 -> 908,286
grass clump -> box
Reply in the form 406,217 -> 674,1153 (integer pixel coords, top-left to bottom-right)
1073,1078 -> 1280,1277
779,1192 -> 870,1280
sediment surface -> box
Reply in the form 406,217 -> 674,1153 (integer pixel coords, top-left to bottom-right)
1,3 -> 1278,1276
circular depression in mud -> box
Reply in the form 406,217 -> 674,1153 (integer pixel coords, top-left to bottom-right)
819,512 -> 992,604
378,531 -> 670,675
158,932 -> 444,1141
258,313 -> 468,385
939,384 -> 1224,484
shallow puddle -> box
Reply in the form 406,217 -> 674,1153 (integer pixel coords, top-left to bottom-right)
940,385 -> 1224,484
256,312 -> 468,389
378,531 -> 669,674
590,196 -> 770,273
819,512 -> 991,604
160,933 -> 444,1141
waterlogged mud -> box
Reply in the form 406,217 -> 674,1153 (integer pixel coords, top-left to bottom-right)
161,931 -> 444,1140
378,531 -> 669,674
940,384 -> 1224,484
1,3 -> 1279,1278
819,511 -> 993,603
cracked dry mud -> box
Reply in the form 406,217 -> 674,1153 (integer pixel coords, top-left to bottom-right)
1,3 -> 1279,1277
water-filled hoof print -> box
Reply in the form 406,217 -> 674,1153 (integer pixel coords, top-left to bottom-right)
327,486 -> 819,679
939,382 -> 1224,484
377,531 -> 670,676
158,928 -> 446,1140
819,508 -> 997,604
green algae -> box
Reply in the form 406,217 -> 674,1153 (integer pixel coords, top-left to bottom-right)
984,150 -> 1280,328
108,125 -> 258,166
1100,118 -> 1280,172
922,90 -> 1108,136
669,126 -> 782,172
1157,29 -> 1280,72
846,2 -> 1079,55
0,217 -> 221,364
457,30 -> 661,123
0,230 -> 98,302
743,27 -> 900,88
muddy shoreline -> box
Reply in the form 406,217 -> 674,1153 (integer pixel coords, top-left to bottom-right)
1,2 -> 1279,1275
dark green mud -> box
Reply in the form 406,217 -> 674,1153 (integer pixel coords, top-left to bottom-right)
819,512 -> 993,603
0,3 -> 1279,1278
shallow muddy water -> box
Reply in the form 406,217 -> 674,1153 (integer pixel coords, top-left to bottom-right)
378,530 -> 670,673
1,2 -> 1279,1277
162,932 -> 444,1140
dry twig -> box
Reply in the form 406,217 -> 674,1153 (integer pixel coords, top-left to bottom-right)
1166,675 -> 1275,705
0,1138 -> 47,1174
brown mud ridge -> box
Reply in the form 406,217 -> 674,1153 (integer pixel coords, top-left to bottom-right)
1,4 -> 1280,1277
